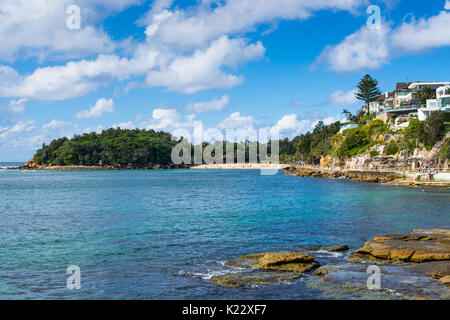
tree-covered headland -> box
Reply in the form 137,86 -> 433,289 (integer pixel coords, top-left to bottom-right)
32,75 -> 450,168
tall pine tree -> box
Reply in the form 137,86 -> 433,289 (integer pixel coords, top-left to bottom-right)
355,74 -> 381,113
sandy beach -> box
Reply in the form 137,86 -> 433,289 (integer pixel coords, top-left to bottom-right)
190,163 -> 290,170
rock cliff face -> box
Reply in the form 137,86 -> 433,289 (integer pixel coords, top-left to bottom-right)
322,133 -> 449,172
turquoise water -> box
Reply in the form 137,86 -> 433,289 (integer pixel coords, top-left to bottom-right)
0,169 -> 449,299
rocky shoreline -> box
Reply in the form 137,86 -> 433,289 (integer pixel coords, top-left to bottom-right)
13,158 -> 191,171
284,166 -> 450,187
210,229 -> 450,298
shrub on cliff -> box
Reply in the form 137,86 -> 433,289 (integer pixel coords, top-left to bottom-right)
370,150 -> 380,157
404,111 -> 446,149
336,127 -> 371,158
441,138 -> 450,162
385,141 -> 400,155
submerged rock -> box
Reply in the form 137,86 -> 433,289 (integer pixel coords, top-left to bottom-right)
210,271 -> 302,288
326,245 -> 349,252
305,262 -> 450,300
211,251 -> 319,288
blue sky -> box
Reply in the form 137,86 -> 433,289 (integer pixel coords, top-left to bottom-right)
1,0 -> 450,161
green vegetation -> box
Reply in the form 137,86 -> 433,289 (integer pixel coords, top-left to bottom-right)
404,111 -> 448,148
334,119 -> 388,159
385,141 -> 400,155
294,121 -> 341,163
441,138 -> 450,161
34,128 -> 180,167
370,150 -> 380,157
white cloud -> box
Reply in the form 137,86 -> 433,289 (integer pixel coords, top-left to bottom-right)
76,98 -> 114,119
0,54 -> 156,100
187,95 -> 230,113
0,0 -> 144,62
43,119 -> 68,130
112,121 -> 135,130
445,0 -> 450,10
145,36 -> 265,93
8,98 -> 28,113
318,23 -> 390,72
271,114 -> 313,137
143,0 -> 364,49
325,89 -> 358,106
218,112 -> 256,129
0,0 -> 367,100
391,11 -> 450,52
0,36 -> 262,99
318,8 -> 450,72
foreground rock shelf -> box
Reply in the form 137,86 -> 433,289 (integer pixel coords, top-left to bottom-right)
210,230 -> 450,296
349,229 -> 450,286
211,251 -> 320,288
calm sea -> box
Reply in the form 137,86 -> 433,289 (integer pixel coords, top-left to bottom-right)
0,169 -> 449,299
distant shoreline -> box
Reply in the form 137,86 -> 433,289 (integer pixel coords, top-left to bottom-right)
285,166 -> 450,187
11,163 -> 289,171
190,163 -> 290,170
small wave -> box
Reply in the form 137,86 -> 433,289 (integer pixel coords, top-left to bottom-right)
307,250 -> 344,258
179,269 -> 240,280
179,262 -> 245,280
0,166 -> 19,169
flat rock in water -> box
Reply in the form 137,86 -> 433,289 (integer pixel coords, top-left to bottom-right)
210,271 -> 303,288
306,262 -> 450,300
225,251 -> 319,272
349,229 -> 450,288
349,229 -> 450,263
211,251 -> 319,287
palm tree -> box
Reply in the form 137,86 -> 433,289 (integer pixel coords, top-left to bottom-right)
415,85 -> 436,107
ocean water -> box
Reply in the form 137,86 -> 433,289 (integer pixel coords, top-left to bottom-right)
0,162 -> 24,169
0,169 -> 449,299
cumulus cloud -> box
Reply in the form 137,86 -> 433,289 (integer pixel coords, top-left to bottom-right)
187,95 -> 230,113
218,112 -> 256,129
0,0 -> 367,100
146,36 -> 265,93
318,7 -> 450,72
8,98 -> 28,113
271,114 -> 314,138
318,23 -> 390,72
76,98 -> 114,119
325,89 -> 358,106
391,11 -> 450,52
142,0 -> 364,49
0,0 -> 144,62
